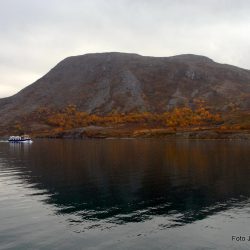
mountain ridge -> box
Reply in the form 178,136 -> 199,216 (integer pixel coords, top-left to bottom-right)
0,52 -> 250,128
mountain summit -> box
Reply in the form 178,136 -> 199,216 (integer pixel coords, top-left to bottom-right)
0,52 -> 250,126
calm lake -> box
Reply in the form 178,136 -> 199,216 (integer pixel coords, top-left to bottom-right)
0,139 -> 250,250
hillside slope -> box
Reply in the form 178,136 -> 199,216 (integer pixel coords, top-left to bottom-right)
0,52 -> 250,127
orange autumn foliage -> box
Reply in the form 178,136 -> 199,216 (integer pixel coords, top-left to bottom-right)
44,104 -> 223,131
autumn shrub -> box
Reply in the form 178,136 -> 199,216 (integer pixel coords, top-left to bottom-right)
35,104 -> 224,131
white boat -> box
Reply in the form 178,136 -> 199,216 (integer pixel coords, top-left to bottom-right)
8,135 -> 32,143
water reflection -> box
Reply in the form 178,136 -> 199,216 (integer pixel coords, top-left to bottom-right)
0,139 -> 250,229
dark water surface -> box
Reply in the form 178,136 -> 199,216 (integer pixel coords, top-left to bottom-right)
0,139 -> 250,249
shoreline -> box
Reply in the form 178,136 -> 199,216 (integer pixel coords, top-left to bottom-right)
1,126 -> 250,140
36,129 -> 250,140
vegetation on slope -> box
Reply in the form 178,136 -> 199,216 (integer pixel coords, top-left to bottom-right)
4,100 -> 229,137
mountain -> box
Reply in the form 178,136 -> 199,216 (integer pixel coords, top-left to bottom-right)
0,52 -> 250,127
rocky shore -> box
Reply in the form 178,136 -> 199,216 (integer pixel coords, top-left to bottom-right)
34,126 -> 250,140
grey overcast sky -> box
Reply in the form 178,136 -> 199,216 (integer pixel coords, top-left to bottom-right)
0,0 -> 250,98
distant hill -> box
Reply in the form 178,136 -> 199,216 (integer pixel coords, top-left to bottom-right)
0,52 -> 250,127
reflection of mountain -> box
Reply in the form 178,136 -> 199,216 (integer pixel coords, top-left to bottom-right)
1,140 -> 250,228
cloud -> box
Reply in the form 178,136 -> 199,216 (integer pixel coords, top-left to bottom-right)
0,0 -> 250,97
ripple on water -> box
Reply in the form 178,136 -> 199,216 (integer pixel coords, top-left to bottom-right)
0,139 -> 250,249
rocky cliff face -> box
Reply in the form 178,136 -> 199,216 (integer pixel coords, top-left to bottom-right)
0,52 -> 250,125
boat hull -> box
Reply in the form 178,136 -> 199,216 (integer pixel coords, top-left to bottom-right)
8,139 -> 32,143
